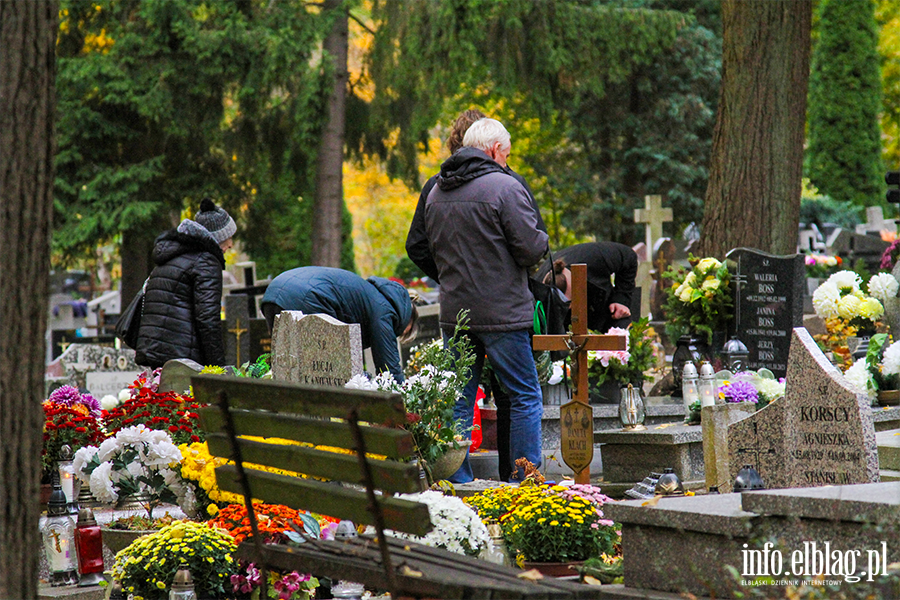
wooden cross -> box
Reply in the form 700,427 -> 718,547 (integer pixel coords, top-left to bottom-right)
229,318 -> 248,366
634,195 -> 673,251
532,264 -> 628,484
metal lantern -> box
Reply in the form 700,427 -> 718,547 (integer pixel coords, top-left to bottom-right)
618,383 -> 646,431
655,468 -> 684,496
733,464 -> 766,491
671,334 -> 707,395
698,361 -> 717,408
57,444 -> 77,514
722,337 -> 750,372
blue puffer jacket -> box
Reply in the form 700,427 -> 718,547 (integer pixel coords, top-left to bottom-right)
136,220 -> 226,369
261,267 -> 413,382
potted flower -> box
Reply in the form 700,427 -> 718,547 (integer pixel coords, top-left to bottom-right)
104,382 -> 206,446
662,256 -> 733,346
72,424 -> 188,520
110,520 -> 238,599
587,318 -> 658,403
371,490 -> 492,557
346,313 -> 475,482
499,484 -> 619,572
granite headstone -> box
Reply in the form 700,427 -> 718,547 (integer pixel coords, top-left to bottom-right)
828,228 -> 890,273
157,358 -> 205,395
224,294 -> 251,367
727,327 -> 879,490
727,248 -> 805,379
45,344 -> 142,399
271,312 -> 363,386
248,317 -> 271,363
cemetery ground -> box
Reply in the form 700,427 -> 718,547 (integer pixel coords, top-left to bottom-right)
35,210 -> 900,599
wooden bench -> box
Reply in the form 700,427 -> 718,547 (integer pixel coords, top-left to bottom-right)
194,374 -> 617,599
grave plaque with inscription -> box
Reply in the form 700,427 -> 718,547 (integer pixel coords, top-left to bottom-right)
727,248 -> 804,379
271,312 -> 363,386
727,328 -> 879,490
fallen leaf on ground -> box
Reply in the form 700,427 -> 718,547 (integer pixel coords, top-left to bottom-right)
517,569 -> 545,581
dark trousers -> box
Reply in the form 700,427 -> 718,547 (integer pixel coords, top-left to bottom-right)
490,372 -> 513,482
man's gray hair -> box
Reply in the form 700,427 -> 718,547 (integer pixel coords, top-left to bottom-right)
462,118 -> 511,153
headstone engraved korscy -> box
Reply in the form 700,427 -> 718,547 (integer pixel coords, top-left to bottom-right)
727,248 -> 805,379
271,312 -> 363,386
726,327 -> 879,490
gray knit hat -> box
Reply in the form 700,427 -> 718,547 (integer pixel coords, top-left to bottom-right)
196,198 -> 236,244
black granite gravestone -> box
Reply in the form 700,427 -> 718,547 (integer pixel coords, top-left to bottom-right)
726,248 -> 805,379
248,318 -> 271,363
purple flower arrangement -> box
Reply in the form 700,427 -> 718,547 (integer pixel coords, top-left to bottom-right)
718,380 -> 759,404
48,384 -> 101,416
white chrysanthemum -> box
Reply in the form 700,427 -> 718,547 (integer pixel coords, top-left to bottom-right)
99,394 -> 119,411
684,271 -> 698,287
837,294 -> 863,320
697,257 -> 721,273
72,446 -> 97,483
144,439 -> 182,466
96,437 -> 121,463
857,297 -> 884,321
843,358 -> 873,397
125,460 -> 144,480
868,273 -> 900,303
115,424 -> 151,445
89,461 -> 118,503
827,270 -> 862,292
678,285 -> 694,303
118,388 -> 133,402
756,378 -> 786,403
812,281 -> 841,319
882,341 -> 900,377
375,491 -> 491,557
344,374 -> 376,390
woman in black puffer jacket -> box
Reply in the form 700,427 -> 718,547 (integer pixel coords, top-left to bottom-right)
135,199 -> 235,369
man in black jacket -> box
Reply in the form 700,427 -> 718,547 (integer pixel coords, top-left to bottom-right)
136,198 -> 234,369
425,118 -> 549,483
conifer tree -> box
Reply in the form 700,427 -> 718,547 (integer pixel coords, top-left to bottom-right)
806,0 -> 885,208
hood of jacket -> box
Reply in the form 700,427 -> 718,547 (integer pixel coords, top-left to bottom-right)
152,219 -> 226,268
437,147 -> 508,191
367,276 -> 413,336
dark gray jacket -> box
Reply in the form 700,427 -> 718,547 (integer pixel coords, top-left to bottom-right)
136,220 -> 226,369
425,147 -> 549,332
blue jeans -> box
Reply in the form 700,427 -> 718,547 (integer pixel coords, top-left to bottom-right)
445,328 -> 543,483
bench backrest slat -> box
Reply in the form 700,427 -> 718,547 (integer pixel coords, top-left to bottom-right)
193,375 -> 407,426
214,465 -> 433,536
199,407 -> 416,460
206,433 -> 425,494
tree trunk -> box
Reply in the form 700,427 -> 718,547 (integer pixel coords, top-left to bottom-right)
311,0 -> 349,267
697,0 -> 811,258
120,209 -> 177,307
0,1 -> 56,596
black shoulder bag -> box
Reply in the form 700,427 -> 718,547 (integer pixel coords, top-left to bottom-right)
115,278 -> 148,350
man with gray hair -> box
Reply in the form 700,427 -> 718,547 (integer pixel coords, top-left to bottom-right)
425,118 -> 549,483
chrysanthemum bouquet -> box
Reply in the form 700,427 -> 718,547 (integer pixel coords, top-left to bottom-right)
804,253 -> 842,279
715,371 -> 786,409
73,424 -> 187,519
662,256 -> 733,345
42,385 -> 106,479
373,490 -> 491,557
104,385 -> 206,446
498,484 -> 618,563
812,271 -> 888,337
110,520 -> 237,599
843,333 -> 900,404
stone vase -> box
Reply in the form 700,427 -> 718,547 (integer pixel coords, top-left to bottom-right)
427,440 -> 472,483
99,527 -> 157,555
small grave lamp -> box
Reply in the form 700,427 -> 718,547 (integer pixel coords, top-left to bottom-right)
74,507 -> 104,587
722,337 -> 750,372
733,464 -> 766,491
671,334 -> 707,395
698,361 -> 717,408
57,444 -> 77,514
169,564 -> 197,600
334,520 -> 358,539
42,473 -> 79,587
655,468 -> 684,496
681,363 -> 700,419
618,383 -> 646,431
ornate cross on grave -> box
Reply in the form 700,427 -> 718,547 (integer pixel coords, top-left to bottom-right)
228,319 -> 248,366
634,195 -> 673,251
533,264 -> 627,484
